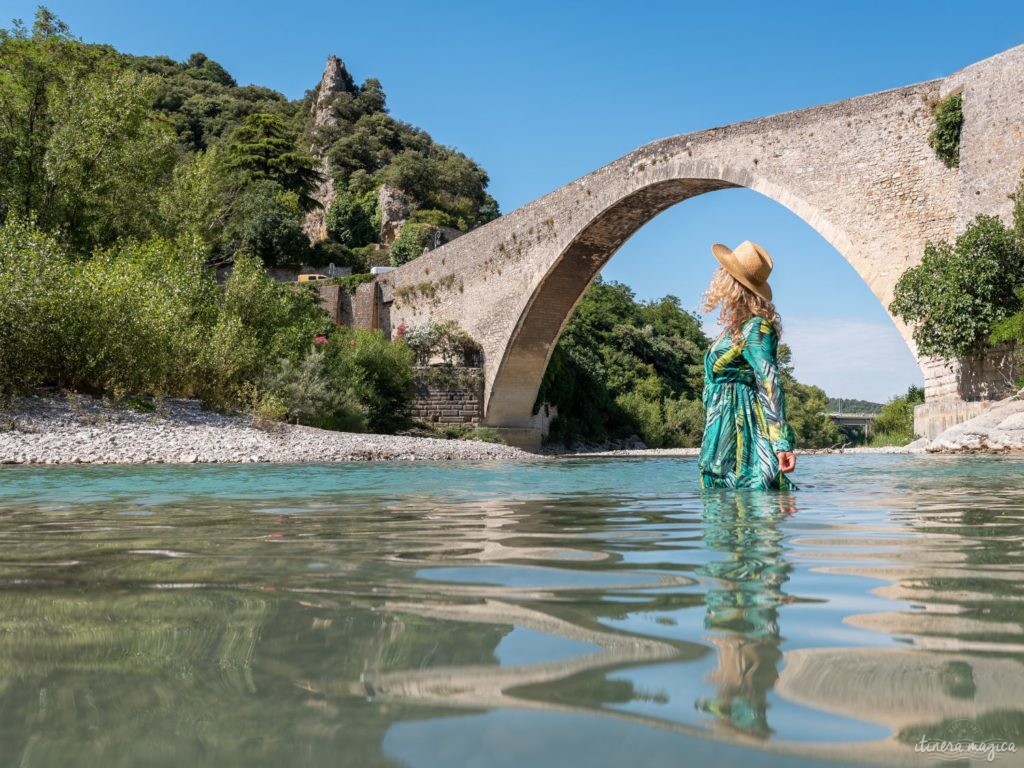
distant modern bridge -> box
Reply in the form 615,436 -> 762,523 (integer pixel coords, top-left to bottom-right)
348,46 -> 1024,449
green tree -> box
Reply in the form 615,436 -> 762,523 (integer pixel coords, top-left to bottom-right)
890,214 -> 1024,358
776,344 -> 842,448
221,180 -> 312,268
225,112 -> 321,210
0,9 -> 117,231
870,385 -> 925,446
536,278 -> 709,447
44,69 -> 177,250
325,188 -> 378,248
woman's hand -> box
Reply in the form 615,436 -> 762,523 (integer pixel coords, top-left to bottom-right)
777,451 -> 796,473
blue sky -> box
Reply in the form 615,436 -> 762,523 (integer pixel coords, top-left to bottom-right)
9,1 -> 1024,402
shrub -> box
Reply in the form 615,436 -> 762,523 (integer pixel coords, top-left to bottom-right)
238,383 -> 288,429
391,221 -> 444,266
869,385 -> 924,446
929,93 -> 963,168
324,328 -> 414,433
0,219 -> 330,408
890,214 -> 1024,358
403,320 -> 481,366
615,375 -> 666,447
663,397 -> 705,447
264,350 -> 366,431
325,188 -> 378,248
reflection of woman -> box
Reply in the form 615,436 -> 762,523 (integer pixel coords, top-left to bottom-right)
695,489 -> 796,737
699,241 -> 798,490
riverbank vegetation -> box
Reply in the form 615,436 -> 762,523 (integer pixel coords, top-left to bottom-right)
536,279 -> 842,449
890,175 -> 1024,385
0,8 -> 488,433
867,386 -> 924,447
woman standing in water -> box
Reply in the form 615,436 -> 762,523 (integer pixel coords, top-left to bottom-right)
699,241 -> 798,490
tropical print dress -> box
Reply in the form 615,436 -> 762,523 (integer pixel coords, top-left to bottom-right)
699,315 -> 799,491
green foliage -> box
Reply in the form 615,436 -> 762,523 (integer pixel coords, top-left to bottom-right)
775,344 -> 843,448
45,70 -> 178,251
325,273 -> 375,293
221,180 -> 312,267
0,14 -> 177,252
869,385 -> 925,446
323,328 -> 414,433
929,93 -> 963,168
826,397 -> 883,414
409,208 -> 461,229
158,146 -> 228,249
314,73 -> 500,229
264,349 -> 366,431
391,222 -> 439,266
537,279 -> 708,447
890,213 -> 1024,358
134,52 -> 291,152
0,219 -> 328,406
0,219 -> 73,396
325,188 -> 378,248
224,112 -> 321,211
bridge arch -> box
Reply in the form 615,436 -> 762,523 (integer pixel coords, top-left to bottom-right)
484,170 -> 870,429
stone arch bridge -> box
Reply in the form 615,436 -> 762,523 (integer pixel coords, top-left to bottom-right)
353,46 -> 1024,449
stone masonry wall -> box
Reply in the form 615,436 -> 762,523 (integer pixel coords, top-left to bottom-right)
411,367 -> 483,426
314,285 -> 357,327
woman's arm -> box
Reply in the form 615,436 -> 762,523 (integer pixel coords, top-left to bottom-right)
741,317 -> 797,454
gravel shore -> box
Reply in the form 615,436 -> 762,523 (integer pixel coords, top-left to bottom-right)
0,396 -> 530,465
2,393 -> 1018,467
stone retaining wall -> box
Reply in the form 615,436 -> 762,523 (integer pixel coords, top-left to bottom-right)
411,367 -> 483,425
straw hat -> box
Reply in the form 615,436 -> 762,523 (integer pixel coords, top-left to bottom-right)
711,240 -> 774,302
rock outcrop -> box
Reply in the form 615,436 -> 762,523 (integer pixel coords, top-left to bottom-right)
302,56 -> 355,243
378,185 -> 413,246
926,390 -> 1024,452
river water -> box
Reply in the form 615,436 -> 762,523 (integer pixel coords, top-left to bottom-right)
0,454 -> 1022,767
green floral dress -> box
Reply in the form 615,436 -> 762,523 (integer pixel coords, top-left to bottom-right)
699,315 -> 799,490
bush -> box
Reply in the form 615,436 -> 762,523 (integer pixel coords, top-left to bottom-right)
323,328 -> 414,433
0,220 -> 74,397
325,188 -> 378,248
264,349 -> 366,431
664,397 -> 705,447
929,93 -> 963,168
403,320 -> 481,366
869,385 -> 924,446
0,219 -> 329,408
890,214 -> 1024,359
615,376 -> 665,447
391,221 -> 442,266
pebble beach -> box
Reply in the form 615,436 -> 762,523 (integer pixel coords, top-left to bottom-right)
0,395 -> 529,465
1,392 -> 1022,466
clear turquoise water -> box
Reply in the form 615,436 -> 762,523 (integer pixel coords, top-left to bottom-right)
0,454 -> 1022,767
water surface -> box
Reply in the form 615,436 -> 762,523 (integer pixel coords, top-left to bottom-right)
1,455 -> 1022,767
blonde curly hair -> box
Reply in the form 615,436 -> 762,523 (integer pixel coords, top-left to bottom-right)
700,266 -> 783,344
